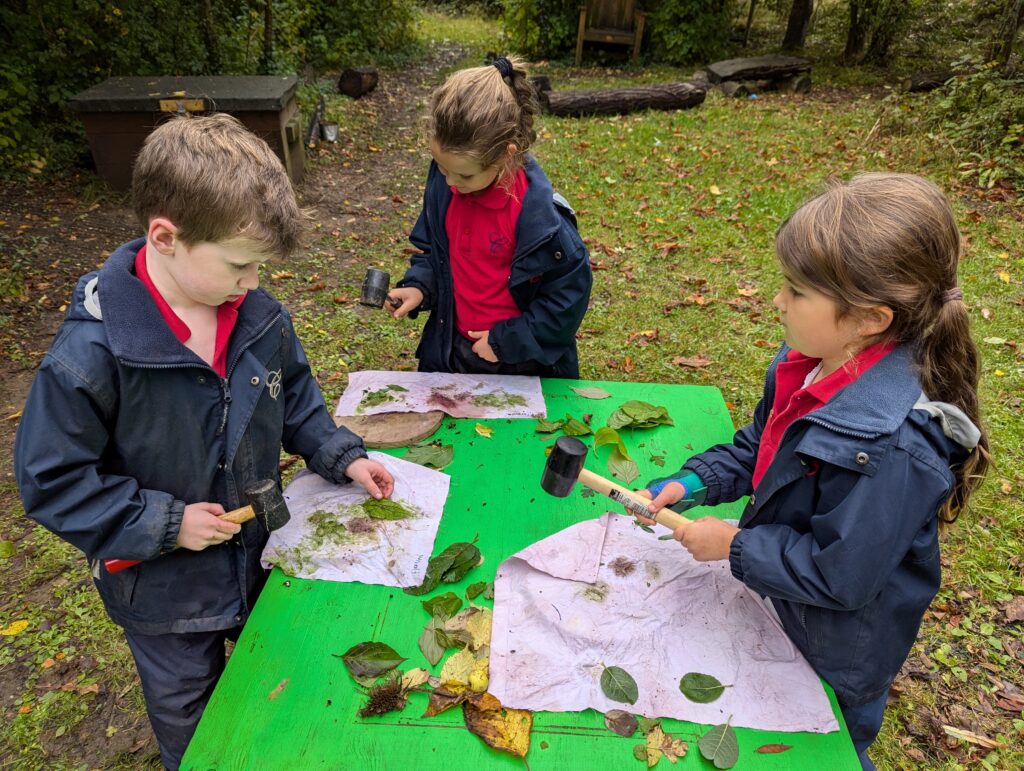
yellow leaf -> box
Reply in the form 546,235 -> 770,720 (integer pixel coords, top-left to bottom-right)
475,423 -> 494,438
7,410 -> 22,421
998,272 -> 1011,283
41,658 -> 55,669
439,648 -> 476,689
271,271 -> 294,280
401,668 -> 430,691
994,370 -> 1006,376
709,185 -> 722,195
765,157 -> 779,167
445,606 -> 492,651
1,620 -> 29,636
368,144 -> 381,153
463,692 -> 532,757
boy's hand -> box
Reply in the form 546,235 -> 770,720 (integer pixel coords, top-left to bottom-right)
177,502 -> 242,551
467,330 -> 498,363
632,481 -> 686,525
674,517 -> 739,562
346,458 -> 395,499
388,287 -> 423,319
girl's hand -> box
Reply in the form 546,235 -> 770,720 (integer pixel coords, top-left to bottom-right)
388,287 -> 423,319
346,458 -> 395,499
176,502 -> 241,551
467,330 -> 498,363
674,517 -> 739,562
633,481 -> 687,525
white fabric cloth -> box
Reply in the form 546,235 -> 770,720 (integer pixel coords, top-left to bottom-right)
489,513 -> 840,733
334,371 -> 546,419
261,452 -> 449,587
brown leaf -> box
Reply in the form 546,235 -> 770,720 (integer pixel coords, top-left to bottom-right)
268,679 -> 289,700
604,709 -> 638,737
756,743 -> 793,753
463,692 -> 532,757
672,355 -> 712,368
941,725 -> 1003,749
422,688 -> 467,717
1004,596 -> 1024,623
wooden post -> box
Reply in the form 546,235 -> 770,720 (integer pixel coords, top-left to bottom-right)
632,11 -> 646,61
575,6 -> 588,66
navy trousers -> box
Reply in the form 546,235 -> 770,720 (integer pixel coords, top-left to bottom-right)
839,692 -> 889,770
449,332 -> 554,376
124,627 -> 241,770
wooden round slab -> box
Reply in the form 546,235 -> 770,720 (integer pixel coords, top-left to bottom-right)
334,410 -> 444,448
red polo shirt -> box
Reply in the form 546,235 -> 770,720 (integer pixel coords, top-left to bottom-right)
135,244 -> 245,377
752,341 -> 895,488
446,168 -> 527,339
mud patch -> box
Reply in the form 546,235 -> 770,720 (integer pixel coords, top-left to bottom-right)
608,556 -> 636,577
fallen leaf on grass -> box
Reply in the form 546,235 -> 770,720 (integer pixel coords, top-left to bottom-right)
942,725 -> 1003,749
1,620 -> 29,636
6,410 -> 22,420
672,355 -> 712,368
1003,596 -> 1024,623
268,679 -> 289,700
464,692 -> 532,758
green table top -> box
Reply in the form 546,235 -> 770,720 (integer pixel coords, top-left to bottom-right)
182,378 -> 858,770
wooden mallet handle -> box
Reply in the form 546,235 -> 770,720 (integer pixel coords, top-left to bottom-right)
576,468 -> 691,532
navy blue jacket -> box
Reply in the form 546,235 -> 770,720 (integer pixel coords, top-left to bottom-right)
673,344 -> 975,707
14,238 -> 368,634
396,157 -> 591,377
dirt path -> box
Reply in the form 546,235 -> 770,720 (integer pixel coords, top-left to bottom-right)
0,44 -> 464,769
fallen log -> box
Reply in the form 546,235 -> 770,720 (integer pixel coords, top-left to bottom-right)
544,82 -> 705,117
338,67 -> 379,98
902,70 -> 957,92
705,55 -> 810,84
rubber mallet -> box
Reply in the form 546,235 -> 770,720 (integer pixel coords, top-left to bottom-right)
360,268 -> 402,310
541,435 -> 692,531
103,479 -> 290,574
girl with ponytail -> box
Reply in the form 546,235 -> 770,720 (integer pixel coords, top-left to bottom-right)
637,173 -> 988,769
390,56 -> 592,377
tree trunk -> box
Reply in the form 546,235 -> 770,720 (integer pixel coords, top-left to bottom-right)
743,0 -> 758,47
200,0 -> 221,74
544,83 -> 706,117
990,0 -> 1024,68
844,0 -> 868,63
863,1 -> 909,64
782,0 -> 814,51
260,0 -> 273,74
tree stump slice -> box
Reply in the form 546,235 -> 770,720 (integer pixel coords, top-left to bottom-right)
338,67 -> 379,98
544,82 -> 705,117
334,410 -> 444,448
705,55 -> 811,84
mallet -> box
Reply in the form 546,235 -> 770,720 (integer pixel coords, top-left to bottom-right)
103,479 -> 290,574
360,267 -> 402,310
541,436 -> 692,532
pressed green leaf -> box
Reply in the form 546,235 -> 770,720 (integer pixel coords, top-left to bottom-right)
403,441 -> 454,469
594,426 -> 631,459
421,592 -> 462,620
337,641 -> 406,680
637,717 -> 661,734
571,386 -> 611,400
361,498 -> 414,520
698,723 -> 739,769
649,454 -> 666,467
404,542 -> 480,595
419,620 -> 446,666
657,534 -> 675,540
608,447 -> 639,485
482,582 -> 495,600
600,665 -> 639,704
535,418 -> 564,433
562,413 -> 593,436
632,744 -> 647,761
607,401 -> 674,429
679,672 -> 726,703
465,581 -> 488,600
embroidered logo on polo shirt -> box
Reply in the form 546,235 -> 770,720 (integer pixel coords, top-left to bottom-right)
266,369 -> 282,400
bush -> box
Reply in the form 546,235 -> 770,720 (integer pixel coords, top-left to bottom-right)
500,0 -> 579,59
647,0 -> 735,66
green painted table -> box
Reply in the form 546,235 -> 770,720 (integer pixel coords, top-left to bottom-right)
182,379 -> 859,770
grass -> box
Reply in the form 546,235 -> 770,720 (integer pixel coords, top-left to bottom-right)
3,6 -> 1023,770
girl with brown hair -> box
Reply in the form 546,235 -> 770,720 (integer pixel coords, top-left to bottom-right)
388,56 -> 592,377
638,173 -> 988,769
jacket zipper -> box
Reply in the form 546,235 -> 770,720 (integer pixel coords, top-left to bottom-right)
218,312 -> 281,436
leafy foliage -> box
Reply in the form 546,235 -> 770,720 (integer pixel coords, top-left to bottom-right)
404,541 -> 481,595
500,0 -> 579,58
648,0 -> 735,65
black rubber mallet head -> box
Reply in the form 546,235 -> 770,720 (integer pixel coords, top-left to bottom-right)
540,435 -> 691,531
360,267 -> 402,309
220,479 -> 291,531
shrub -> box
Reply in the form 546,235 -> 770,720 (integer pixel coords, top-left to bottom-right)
647,0 -> 735,66
500,0 -> 579,59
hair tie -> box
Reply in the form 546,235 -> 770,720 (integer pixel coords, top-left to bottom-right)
492,57 -> 513,79
942,287 -> 963,304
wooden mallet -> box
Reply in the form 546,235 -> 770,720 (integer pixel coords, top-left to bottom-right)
103,479 -> 290,574
540,435 -> 692,532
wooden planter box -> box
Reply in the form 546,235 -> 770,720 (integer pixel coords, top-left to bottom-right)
69,76 -> 305,191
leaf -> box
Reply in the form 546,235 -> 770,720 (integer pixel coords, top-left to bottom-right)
594,426 -> 631,459
419,619 -> 453,666
474,423 -> 494,438
649,454 -> 666,467
608,448 -> 639,485
672,355 -> 712,368
422,592 -> 463,620
607,401 -> 673,429
698,723 -> 739,769
463,692 -> 533,757
439,647 -> 478,689
535,419 -> 564,433
679,672 -> 726,703
0,540 -> 14,559
983,337 -> 1007,345
571,386 -> 611,399
444,606 -> 492,652
267,678 -> 289,700
361,498 -> 414,520
466,581 -> 488,599
755,743 -> 792,754
403,441 -> 454,469
401,668 -> 430,691
337,641 -> 406,681
637,717 -> 661,734
0,620 -> 29,636
604,709 -> 638,737
482,583 -> 495,600
405,542 -> 481,595
600,665 -> 639,704
645,724 -> 688,766
658,534 -> 674,540
562,413 -> 593,436
423,687 -> 467,717
709,184 -> 722,195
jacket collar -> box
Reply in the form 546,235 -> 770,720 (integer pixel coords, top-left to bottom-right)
774,343 -> 922,439
95,237 -> 281,368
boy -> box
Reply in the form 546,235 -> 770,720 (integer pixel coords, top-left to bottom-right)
14,114 -> 394,769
